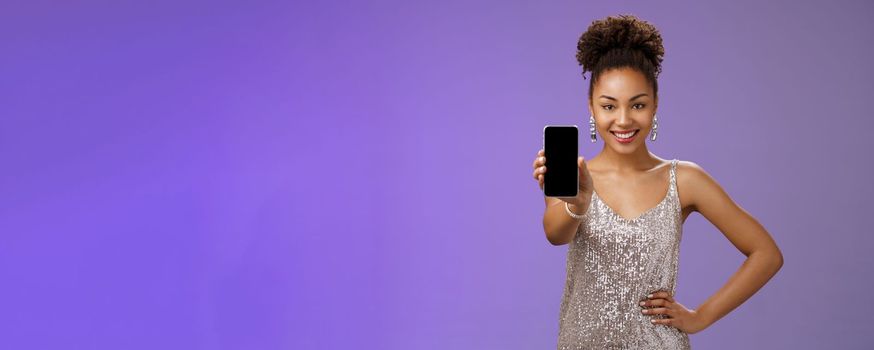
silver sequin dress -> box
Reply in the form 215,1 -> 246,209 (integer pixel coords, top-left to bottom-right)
557,159 -> 690,349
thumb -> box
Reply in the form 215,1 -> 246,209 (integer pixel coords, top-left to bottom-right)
578,156 -> 590,178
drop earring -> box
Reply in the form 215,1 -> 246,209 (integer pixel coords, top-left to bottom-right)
650,114 -> 658,141
589,115 -> 597,143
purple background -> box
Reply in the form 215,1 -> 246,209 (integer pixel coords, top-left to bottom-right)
2,0 -> 872,349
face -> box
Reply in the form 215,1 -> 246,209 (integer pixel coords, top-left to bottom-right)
588,67 -> 657,154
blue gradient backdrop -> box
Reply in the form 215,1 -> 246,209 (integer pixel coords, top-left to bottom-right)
2,0 -> 872,349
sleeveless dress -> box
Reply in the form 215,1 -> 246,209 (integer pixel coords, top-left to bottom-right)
557,158 -> 690,349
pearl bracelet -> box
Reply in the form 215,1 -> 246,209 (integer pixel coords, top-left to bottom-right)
564,202 -> 587,220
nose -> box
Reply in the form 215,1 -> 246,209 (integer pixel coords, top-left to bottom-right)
616,109 -> 633,127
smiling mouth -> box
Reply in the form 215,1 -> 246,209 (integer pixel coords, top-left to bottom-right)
610,129 -> 640,139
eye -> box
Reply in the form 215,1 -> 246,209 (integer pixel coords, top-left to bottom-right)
601,105 -> 614,111
633,103 -> 646,110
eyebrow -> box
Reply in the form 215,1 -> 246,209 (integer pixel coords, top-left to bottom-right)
598,93 -> 649,101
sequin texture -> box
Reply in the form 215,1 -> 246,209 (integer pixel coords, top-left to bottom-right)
557,159 -> 690,349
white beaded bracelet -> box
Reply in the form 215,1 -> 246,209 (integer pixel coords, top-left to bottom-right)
564,202 -> 587,220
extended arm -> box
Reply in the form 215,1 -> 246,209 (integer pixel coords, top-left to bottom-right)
542,196 -> 587,246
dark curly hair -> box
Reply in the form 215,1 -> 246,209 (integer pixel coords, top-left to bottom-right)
576,14 -> 665,102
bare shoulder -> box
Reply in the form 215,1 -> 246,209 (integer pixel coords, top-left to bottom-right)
675,159 -> 726,213
675,160 -> 712,182
673,159 -> 779,260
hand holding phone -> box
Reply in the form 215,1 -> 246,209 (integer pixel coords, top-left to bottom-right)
534,125 -> 594,209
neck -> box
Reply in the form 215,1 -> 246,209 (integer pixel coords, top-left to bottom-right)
595,143 -> 657,172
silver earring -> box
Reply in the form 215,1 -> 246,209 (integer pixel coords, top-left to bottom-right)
589,115 -> 597,143
650,114 -> 658,141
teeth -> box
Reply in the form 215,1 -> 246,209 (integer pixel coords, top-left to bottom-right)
613,130 -> 638,139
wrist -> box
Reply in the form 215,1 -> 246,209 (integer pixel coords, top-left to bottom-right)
565,202 -> 588,220
568,202 -> 587,214
693,306 -> 717,328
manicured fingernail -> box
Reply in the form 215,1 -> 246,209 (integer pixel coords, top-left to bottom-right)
650,319 -> 656,323
642,309 -> 648,314
647,294 -> 653,298
639,301 -> 645,306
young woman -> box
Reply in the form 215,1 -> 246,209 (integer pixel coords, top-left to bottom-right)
531,14 -> 783,349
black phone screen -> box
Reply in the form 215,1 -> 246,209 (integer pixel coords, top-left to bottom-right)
543,125 -> 579,197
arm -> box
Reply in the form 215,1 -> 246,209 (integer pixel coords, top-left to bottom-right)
542,196 -> 587,246
679,161 -> 784,328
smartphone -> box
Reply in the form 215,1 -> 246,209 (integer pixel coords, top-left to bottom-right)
543,125 -> 579,197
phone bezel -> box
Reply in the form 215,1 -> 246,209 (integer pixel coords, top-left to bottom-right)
542,125 -> 580,198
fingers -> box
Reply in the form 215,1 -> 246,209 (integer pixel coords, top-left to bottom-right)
640,291 -> 674,311
650,318 -> 674,326
640,298 -> 669,307
532,165 -> 546,180
640,291 -> 679,326
532,149 -> 546,182
641,307 -> 673,317
647,291 -> 675,303
533,149 -> 545,168
533,153 -> 546,168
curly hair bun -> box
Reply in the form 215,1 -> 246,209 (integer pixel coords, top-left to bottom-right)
576,14 -> 665,78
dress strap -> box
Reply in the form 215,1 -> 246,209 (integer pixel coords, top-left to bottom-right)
670,159 -> 678,189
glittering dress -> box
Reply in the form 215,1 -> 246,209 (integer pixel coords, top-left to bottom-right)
557,159 -> 690,349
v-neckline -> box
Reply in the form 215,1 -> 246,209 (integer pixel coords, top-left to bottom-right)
590,160 -> 675,223
592,187 -> 671,223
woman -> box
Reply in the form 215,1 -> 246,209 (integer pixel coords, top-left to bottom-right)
531,14 -> 783,349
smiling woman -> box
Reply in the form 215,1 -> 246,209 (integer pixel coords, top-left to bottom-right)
531,13 -> 784,350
